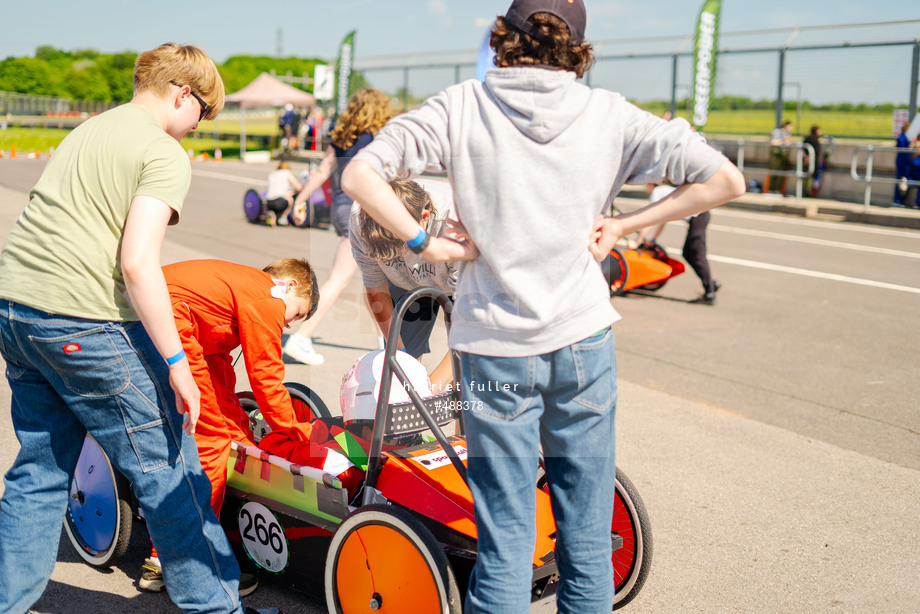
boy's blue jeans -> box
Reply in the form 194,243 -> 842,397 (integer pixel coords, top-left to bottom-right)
0,300 -> 242,614
460,328 -> 617,614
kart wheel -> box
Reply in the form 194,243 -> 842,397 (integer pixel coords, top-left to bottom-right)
64,434 -> 133,568
291,200 -> 314,228
325,504 -> 462,614
238,394 -> 272,442
638,279 -> 667,292
638,244 -> 670,292
243,189 -> 264,223
284,382 -> 332,421
610,469 -> 653,610
536,467 -> 653,610
601,247 -> 629,297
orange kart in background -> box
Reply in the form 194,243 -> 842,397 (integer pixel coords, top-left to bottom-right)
601,242 -> 685,296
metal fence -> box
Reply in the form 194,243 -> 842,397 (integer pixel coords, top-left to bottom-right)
354,19 -> 920,138
0,90 -> 118,117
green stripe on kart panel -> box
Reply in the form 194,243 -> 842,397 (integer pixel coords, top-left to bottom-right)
333,430 -> 369,471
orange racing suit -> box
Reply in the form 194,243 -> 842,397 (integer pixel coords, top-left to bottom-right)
162,259 -> 297,521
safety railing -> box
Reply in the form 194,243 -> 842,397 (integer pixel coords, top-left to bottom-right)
714,139 -> 816,207
850,145 -> 920,209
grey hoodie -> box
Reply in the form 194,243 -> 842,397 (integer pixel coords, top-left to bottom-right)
355,66 -> 727,357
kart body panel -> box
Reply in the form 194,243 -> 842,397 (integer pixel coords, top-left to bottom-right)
623,248 -> 685,290
221,435 -> 559,579
604,244 -> 686,295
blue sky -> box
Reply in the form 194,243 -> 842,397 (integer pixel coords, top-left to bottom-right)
2,1 -> 916,63
2,1 -> 918,104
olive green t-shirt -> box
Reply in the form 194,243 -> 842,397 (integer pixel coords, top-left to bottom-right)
0,104 -> 190,321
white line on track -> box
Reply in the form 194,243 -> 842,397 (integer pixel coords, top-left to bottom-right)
702,253 -> 920,295
192,169 -> 263,185
714,207 -> 920,240
708,224 -> 920,259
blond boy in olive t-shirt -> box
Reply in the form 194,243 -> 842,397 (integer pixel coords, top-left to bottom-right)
0,44 -> 274,614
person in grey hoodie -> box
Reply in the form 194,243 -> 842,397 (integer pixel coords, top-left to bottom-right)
342,1 -> 746,612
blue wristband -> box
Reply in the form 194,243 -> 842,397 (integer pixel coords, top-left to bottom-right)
165,349 -> 186,365
406,229 -> 427,249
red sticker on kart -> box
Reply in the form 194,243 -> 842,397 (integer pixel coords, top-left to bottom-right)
63,343 -> 81,353
412,445 -> 468,470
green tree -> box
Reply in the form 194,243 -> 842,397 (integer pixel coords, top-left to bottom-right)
98,53 -> 136,102
0,57 -> 65,96
64,64 -> 112,101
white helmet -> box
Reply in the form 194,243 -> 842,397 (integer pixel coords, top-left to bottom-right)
340,350 -> 432,427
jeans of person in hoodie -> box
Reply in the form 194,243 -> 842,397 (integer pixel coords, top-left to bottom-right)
0,300 -> 243,614
461,328 -> 617,614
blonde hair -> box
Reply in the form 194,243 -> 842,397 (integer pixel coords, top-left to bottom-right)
359,180 -> 435,262
329,89 -> 393,150
263,258 -> 319,319
134,43 -> 225,120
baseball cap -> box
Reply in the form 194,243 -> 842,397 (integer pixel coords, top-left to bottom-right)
504,0 -> 587,46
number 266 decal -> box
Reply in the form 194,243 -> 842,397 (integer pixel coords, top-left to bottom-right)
238,502 -> 289,573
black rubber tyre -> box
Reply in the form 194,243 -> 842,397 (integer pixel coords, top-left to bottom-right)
64,435 -> 133,568
284,382 -> 332,421
601,247 -> 630,297
536,466 -> 653,610
611,469 -> 653,610
325,504 -> 462,614
638,279 -> 668,292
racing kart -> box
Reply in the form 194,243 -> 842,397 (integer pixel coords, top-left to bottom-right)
65,288 -> 653,612
601,242 -> 685,297
243,170 -> 331,228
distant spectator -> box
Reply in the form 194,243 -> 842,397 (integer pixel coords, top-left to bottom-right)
263,160 -> 302,226
803,125 -> 822,196
305,106 -> 326,151
894,123 -> 911,206
907,136 -> 920,209
767,120 -> 793,194
280,103 -> 302,150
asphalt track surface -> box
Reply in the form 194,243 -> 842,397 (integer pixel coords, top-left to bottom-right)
0,158 -> 918,613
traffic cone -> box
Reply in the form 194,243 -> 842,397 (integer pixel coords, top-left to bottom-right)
214,147 -> 222,161
10,144 -> 16,158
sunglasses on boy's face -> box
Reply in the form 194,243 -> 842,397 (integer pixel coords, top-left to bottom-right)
170,81 -> 211,122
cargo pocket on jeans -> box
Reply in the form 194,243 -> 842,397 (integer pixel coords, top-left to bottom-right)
571,329 -> 617,412
118,395 -> 180,473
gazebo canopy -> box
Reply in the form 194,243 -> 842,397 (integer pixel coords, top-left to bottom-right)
225,72 -> 315,108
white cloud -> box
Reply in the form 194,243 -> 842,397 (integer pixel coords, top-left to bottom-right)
427,0 -> 448,16
474,17 -> 495,28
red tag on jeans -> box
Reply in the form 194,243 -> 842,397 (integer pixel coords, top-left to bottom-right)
62,343 -> 81,353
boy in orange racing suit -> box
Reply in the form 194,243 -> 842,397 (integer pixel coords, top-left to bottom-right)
141,258 -> 318,593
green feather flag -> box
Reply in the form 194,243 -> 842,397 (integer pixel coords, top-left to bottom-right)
691,0 -> 721,128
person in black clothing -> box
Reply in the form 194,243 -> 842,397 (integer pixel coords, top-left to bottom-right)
636,183 -> 720,305
803,125 -> 822,196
